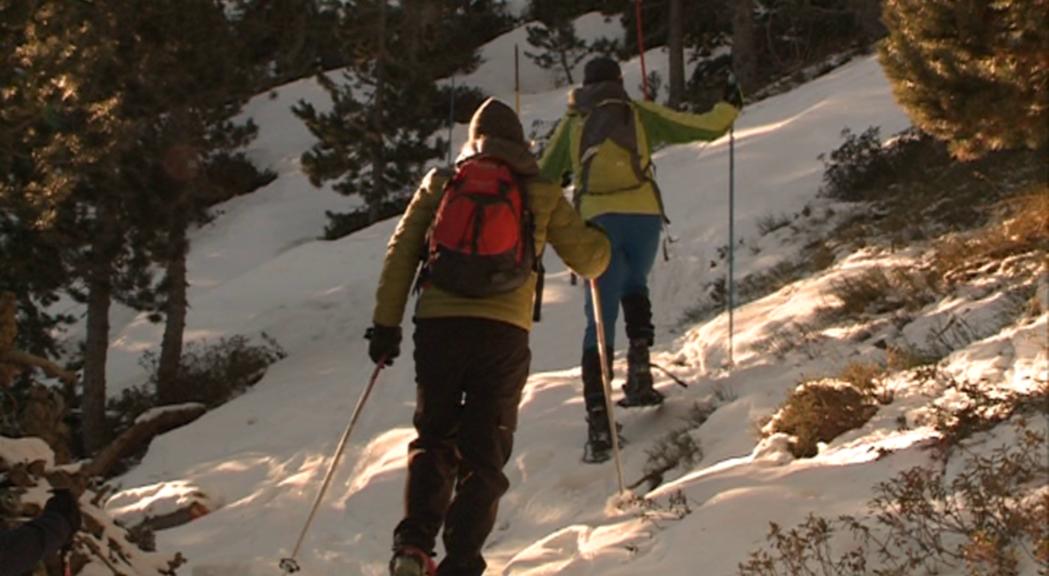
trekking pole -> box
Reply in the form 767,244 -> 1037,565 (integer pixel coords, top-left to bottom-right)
727,122 -> 736,367
588,280 -> 627,495
514,43 -> 521,115
635,0 -> 650,101
447,75 -> 455,166
279,360 -> 387,574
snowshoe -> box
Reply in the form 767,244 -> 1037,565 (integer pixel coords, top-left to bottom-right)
617,384 -> 664,408
583,437 -> 612,464
582,411 -> 625,464
390,546 -> 436,576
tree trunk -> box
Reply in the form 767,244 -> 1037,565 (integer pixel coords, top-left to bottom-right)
156,211 -> 189,405
732,0 -> 758,94
849,0 -> 886,46
667,0 -> 685,109
559,40 -> 575,86
369,0 -> 387,222
402,0 -> 440,68
81,237 -> 113,455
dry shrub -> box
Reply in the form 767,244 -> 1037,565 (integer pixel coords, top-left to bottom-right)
767,380 -> 879,458
632,402 -> 716,491
839,361 -> 894,405
885,344 -> 937,371
741,417 -> 1049,576
829,266 -> 941,318
935,187 -> 1049,278
837,361 -> 882,394
921,371 -> 1049,455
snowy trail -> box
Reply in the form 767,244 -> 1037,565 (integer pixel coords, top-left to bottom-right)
98,50 -> 924,576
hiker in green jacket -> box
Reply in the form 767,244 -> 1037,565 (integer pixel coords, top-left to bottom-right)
539,56 -> 742,462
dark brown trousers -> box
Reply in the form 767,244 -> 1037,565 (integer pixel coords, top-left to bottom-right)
394,317 -> 530,576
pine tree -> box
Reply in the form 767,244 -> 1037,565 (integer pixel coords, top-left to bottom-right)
295,0 -> 449,238
525,1 -> 590,86
3,1 -> 155,452
232,0 -> 347,87
667,0 -> 685,108
125,0 -> 269,406
4,0 -> 261,451
0,3 -> 76,360
880,0 -> 1049,159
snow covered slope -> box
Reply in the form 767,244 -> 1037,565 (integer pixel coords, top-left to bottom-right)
98,14 -> 1046,576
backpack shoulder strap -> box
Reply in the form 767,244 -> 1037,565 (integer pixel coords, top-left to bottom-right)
517,175 -> 545,323
414,166 -> 458,293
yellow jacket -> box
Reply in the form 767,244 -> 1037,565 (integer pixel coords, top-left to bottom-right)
373,136 -> 611,332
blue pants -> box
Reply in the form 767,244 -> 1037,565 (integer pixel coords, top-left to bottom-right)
583,213 -> 662,353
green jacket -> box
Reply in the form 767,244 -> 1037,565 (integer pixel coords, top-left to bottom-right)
373,136 -> 611,332
539,82 -> 739,221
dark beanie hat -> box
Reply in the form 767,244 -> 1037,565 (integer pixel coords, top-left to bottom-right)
583,56 -> 622,85
468,98 -> 525,145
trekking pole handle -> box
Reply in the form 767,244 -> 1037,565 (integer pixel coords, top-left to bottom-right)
281,359 -> 386,572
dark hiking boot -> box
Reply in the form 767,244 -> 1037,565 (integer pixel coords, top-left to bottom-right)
618,339 -> 664,408
390,546 -> 436,576
582,407 -> 625,464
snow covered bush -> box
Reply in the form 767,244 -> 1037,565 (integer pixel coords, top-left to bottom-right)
140,332 -> 285,409
111,333 -> 287,439
741,419 -> 1048,576
867,426 -> 1049,576
818,127 -> 896,202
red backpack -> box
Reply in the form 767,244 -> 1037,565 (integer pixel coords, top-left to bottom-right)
423,158 -> 536,298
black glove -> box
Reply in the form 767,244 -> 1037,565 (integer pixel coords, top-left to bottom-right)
723,72 -> 744,109
365,324 -> 401,366
44,489 -> 81,539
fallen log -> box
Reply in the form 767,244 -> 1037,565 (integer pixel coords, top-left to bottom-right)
82,403 -> 206,479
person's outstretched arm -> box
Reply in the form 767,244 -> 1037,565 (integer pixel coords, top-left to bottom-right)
634,100 -> 739,148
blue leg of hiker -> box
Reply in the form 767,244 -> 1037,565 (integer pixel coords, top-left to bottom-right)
616,214 -> 664,406
580,213 -> 663,461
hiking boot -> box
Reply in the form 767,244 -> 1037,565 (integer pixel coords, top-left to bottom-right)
619,339 -> 664,408
390,546 -> 436,576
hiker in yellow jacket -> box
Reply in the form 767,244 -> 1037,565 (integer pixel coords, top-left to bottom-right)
369,98 -> 610,576
539,56 -> 741,462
